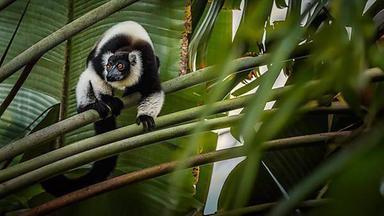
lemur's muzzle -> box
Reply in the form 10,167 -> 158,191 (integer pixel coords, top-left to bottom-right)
106,66 -> 123,82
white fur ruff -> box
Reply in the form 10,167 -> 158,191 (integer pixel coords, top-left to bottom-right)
101,52 -> 114,78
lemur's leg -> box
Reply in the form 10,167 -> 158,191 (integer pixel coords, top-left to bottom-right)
76,68 -> 123,118
136,91 -> 164,131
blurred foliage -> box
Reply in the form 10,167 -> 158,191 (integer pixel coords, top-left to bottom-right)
1,0 -> 384,215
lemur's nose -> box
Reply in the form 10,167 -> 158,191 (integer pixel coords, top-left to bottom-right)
106,74 -> 117,82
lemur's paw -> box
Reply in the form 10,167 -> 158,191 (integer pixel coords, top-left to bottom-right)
136,115 -> 155,131
93,101 -> 110,118
101,95 -> 124,116
77,101 -> 109,118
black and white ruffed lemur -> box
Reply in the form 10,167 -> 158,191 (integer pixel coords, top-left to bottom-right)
41,21 -> 164,196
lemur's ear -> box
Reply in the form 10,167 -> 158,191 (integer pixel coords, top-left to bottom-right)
128,53 -> 137,66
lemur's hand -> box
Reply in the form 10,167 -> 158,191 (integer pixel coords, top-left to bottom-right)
77,101 -> 109,119
136,115 -> 155,131
101,95 -> 124,116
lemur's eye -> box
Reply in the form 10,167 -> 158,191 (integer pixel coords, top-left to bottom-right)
106,63 -> 112,70
117,63 -> 125,71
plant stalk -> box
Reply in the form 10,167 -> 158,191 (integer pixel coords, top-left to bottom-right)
0,55 -> 270,162
0,0 -> 141,83
20,132 -> 342,216
0,115 -> 242,198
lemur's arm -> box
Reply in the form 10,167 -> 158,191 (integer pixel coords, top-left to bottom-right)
136,90 -> 164,130
76,68 -> 123,118
123,52 -> 163,130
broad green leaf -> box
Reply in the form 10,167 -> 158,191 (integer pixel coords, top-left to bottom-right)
0,84 -> 58,147
310,145 -> 384,216
220,113 -> 329,211
0,0 -> 211,215
223,0 -> 242,10
189,0 -> 224,71
0,0 -> 68,98
21,103 -> 60,162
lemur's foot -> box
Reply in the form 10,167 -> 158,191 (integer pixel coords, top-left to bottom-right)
101,95 -> 124,116
77,101 -> 109,119
136,115 -> 155,131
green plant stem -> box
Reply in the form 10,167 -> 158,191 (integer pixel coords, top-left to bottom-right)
20,146 -> 245,216
0,90 -> 350,183
20,131 -> 342,216
0,115 -> 242,198
0,57 -> 39,117
0,0 -> 30,67
0,126 -> 351,202
0,55 -> 270,162
0,94 -> 252,182
0,0 -> 141,83
212,199 -> 329,216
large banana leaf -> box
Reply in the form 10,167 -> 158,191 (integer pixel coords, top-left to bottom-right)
0,0 -> 214,215
0,84 -> 58,146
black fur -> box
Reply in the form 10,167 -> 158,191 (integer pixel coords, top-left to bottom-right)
42,84 -> 123,197
136,115 -> 155,131
89,34 -> 132,79
42,26 -> 162,197
41,117 -> 118,197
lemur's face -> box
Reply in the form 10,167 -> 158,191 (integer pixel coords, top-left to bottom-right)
105,52 -> 136,82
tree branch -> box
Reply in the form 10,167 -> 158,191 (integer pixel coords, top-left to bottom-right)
0,57 -> 40,117
19,129 -> 346,216
0,0 -> 16,11
0,94 -> 252,182
0,88 -> 350,183
0,115 -> 242,198
0,0 -> 141,83
0,55 -> 270,162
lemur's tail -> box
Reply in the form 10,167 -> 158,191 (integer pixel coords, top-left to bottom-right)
41,117 -> 117,197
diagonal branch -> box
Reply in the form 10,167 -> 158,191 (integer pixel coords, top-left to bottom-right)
0,94 -> 252,182
0,93 -> 350,182
0,115 -> 242,198
20,130 -> 348,216
0,0 -> 140,83
0,56 -> 40,117
0,55 -> 270,162
20,146 -> 245,216
0,0 -> 16,11
0,0 -> 30,67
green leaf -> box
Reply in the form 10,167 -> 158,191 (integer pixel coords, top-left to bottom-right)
231,69 -> 265,97
223,0 -> 242,10
20,103 -> 60,162
0,84 -> 58,147
310,145 -> 384,216
220,113 -> 329,210
0,0 -> 68,98
189,0 -> 224,71
0,0 -> 209,215
80,131 -> 218,215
